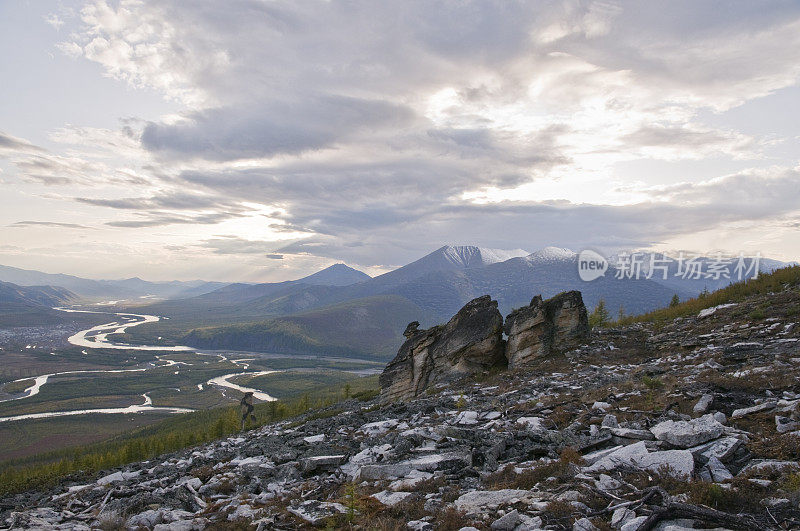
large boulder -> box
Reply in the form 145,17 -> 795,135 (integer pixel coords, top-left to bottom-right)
504,291 -> 589,368
379,295 -> 505,401
650,414 -> 725,448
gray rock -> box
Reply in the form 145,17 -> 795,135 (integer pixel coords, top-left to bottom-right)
776,415 -> 800,433
693,393 -> 714,414
490,509 -> 520,530
504,291 -> 589,368
380,296 -> 505,401
620,516 -> 648,531
454,489 -> 543,513
611,507 -> 636,527
650,414 -> 724,448
372,490 -> 412,507
601,414 -> 619,428
739,460 -> 800,475
731,400 -> 777,419
299,455 -> 345,474
698,456 -> 733,482
573,517 -> 598,531
586,441 -> 694,478
287,500 -> 348,525
610,427 -> 655,440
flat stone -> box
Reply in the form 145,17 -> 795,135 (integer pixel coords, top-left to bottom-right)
97,470 -> 140,485
582,445 -> 624,466
693,394 -> 714,414
731,401 -> 777,419
372,490 -> 412,507
404,452 -> 470,472
635,449 -> 694,479
585,441 -> 649,472
573,517 -> 598,531
739,460 -> 800,476
698,456 -> 733,482
288,500 -> 348,525
388,469 -> 434,491
611,507 -> 636,527
452,411 -> 479,425
620,516 -> 648,531
610,427 -> 655,440
454,489 -> 543,513
586,441 -> 693,478
689,436 -> 742,463
517,416 -> 547,432
490,509 -> 520,531
776,416 -> 800,433
601,414 -> 618,428
356,463 -> 413,481
650,414 -> 724,448
299,455 -> 345,473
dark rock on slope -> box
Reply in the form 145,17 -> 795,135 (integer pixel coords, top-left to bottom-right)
505,290 -> 590,368
379,295 -> 504,401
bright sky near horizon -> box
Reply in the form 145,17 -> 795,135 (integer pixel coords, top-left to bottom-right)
1,0 -> 799,282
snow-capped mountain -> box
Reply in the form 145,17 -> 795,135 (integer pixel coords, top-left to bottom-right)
526,246 -> 577,263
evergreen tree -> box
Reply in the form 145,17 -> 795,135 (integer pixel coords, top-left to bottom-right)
670,293 -> 680,307
589,299 -> 610,328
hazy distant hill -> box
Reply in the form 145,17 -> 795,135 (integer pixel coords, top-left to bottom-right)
0,281 -> 77,308
182,295 -> 429,358
0,280 -> 84,326
0,264 -> 228,301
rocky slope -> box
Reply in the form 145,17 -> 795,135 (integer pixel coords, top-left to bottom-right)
2,286 -> 800,530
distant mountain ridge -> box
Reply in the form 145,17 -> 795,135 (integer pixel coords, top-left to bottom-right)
0,280 -> 77,308
0,264 -> 228,301
0,280 -> 90,327
130,245 -> 729,358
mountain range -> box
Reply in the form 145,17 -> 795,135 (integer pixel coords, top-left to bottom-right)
1,246 -> 793,358
0,280 -> 81,327
0,264 -> 228,301
120,245 -> 791,359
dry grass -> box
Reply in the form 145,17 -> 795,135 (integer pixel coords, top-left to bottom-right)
749,434 -> 800,460
485,449 -> 582,490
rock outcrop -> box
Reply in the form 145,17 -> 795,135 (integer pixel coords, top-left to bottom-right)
504,290 -> 589,368
379,295 -> 504,401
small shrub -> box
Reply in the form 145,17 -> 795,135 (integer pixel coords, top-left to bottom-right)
559,447 -> 585,466
749,309 -> 766,320
437,507 -> 471,531
544,499 -> 575,523
352,389 -> 379,401
641,375 -> 664,390
749,434 -> 800,460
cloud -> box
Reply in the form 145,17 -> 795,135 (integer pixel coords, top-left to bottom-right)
105,211 -> 243,228
0,132 -> 45,156
13,0 -> 798,276
198,236 -> 282,256
9,221 -> 93,230
141,97 -> 416,161
76,191 -> 230,211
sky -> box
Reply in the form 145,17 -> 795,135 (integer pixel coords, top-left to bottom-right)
1,0 -> 799,282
